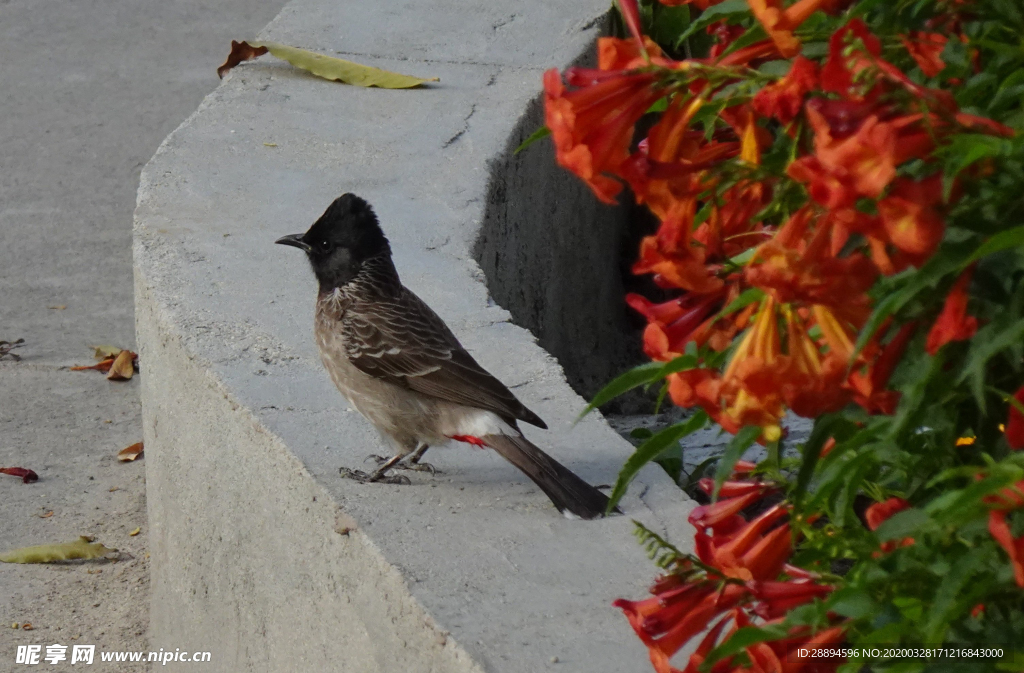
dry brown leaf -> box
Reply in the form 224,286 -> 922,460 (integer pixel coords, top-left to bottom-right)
217,40 -> 269,77
117,442 -> 144,462
39,511 -> 53,519
106,350 -> 136,381
0,339 -> 25,361
91,345 -> 122,360
1,467 -> 38,483
70,357 -> 115,372
48,305 -> 67,310
21,623 -> 33,631
128,527 -> 141,537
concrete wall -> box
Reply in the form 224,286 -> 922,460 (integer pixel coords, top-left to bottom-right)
134,0 -> 697,671
476,97 -> 646,407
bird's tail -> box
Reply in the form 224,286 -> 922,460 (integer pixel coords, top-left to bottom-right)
481,433 -> 616,519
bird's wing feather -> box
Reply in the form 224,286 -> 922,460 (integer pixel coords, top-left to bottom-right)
340,288 -> 546,428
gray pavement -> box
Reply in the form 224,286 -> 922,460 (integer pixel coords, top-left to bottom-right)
0,0 -> 282,667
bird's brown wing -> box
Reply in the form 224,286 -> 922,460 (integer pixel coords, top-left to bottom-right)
340,288 -> 547,429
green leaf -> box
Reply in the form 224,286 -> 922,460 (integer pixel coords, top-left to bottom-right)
962,226 -> 1024,267
958,318 -> 1024,413
874,508 -> 932,542
713,425 -> 761,499
577,362 -> 665,420
853,242 -> 972,360
793,414 -> 845,505
0,537 -> 116,563
715,288 -> 764,322
607,411 -> 709,511
676,0 -> 750,44
514,126 -> 551,155
827,587 -> 876,619
924,548 -> 986,643
704,624 -> 790,668
220,40 -> 438,88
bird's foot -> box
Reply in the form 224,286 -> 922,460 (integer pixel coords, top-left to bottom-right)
404,461 -> 438,475
339,467 -> 411,485
365,453 -> 440,475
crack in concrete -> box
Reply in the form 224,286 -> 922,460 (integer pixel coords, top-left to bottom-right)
443,104 -> 477,148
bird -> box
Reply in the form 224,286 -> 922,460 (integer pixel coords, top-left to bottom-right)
275,193 -> 614,519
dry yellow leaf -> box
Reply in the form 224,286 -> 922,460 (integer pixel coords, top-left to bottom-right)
106,350 -> 135,381
117,442 -> 143,462
218,40 -> 437,88
0,537 -> 116,563
129,527 -> 141,537
91,345 -> 122,360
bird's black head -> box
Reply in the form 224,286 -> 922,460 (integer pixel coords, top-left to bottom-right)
276,193 -> 391,290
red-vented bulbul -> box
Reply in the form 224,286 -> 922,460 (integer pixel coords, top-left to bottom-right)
276,193 -> 612,519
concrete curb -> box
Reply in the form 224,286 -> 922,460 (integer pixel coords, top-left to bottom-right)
133,1 -> 696,671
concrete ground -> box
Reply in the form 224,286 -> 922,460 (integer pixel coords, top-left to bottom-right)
0,0 -> 281,668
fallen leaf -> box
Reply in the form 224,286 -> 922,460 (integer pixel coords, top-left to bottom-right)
1,467 -> 39,483
91,345 -> 122,360
86,569 -> 102,574
217,40 -> 268,76
0,339 -> 25,361
117,442 -> 144,462
0,537 -> 117,564
263,142 -> 278,147
218,40 -> 437,88
70,357 -> 114,372
39,511 -> 53,519
108,486 -> 119,492
128,527 -> 141,537
106,350 -> 136,381
48,305 -> 67,310
21,623 -> 33,631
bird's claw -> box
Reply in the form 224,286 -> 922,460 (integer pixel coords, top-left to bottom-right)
339,467 -> 411,485
405,461 -> 438,475
363,453 -> 439,475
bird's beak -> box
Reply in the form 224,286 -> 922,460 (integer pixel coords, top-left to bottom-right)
275,233 -> 311,252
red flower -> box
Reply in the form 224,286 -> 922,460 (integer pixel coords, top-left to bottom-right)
628,291 -> 725,361
1007,386 -> 1024,450
544,68 -> 664,203
925,267 -> 978,355
902,32 -> 948,77
598,36 -> 664,71
616,583 -> 748,673
753,56 -> 818,124
989,510 -> 1024,588
865,497 -> 910,530
866,496 -> 914,554
747,0 -> 833,58
848,322 -> 916,415
878,175 -> 946,262
747,580 -> 834,620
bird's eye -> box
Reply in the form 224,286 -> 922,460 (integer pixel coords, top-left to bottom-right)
319,240 -> 330,250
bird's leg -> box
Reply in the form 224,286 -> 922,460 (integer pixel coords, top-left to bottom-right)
340,453 -> 411,485
364,442 -> 438,474
368,454 -> 407,482
402,442 -> 437,474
